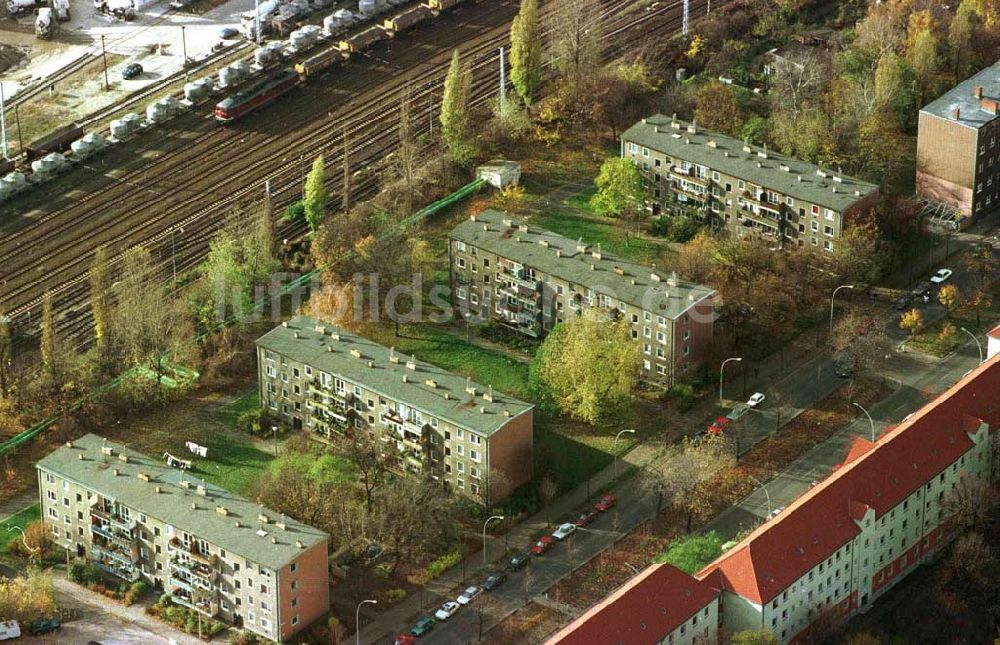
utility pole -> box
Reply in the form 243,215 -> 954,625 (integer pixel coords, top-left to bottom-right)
499,46 -> 506,116
254,0 -> 262,45
0,82 -> 8,160
181,25 -> 188,66
682,0 -> 689,36
14,104 -> 23,159
101,35 -> 109,90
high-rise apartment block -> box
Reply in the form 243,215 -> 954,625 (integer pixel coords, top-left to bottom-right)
37,434 -> 329,642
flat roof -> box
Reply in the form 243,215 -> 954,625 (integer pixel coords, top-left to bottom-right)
36,434 -> 328,570
921,62 -> 1000,129
622,115 -> 878,213
256,316 -> 533,437
449,210 -> 715,319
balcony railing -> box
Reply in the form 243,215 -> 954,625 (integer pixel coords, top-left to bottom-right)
90,507 -> 136,532
669,167 -> 710,186
96,561 -> 140,582
91,523 -> 135,547
170,591 -> 220,618
92,545 -> 139,566
673,185 -> 707,202
169,575 -> 193,592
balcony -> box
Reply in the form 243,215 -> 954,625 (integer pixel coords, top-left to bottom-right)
499,266 -> 539,291
169,575 -> 193,592
669,167 -> 710,187
91,523 -> 135,547
167,539 -> 218,567
90,507 -> 136,532
672,184 -> 707,203
381,410 -> 404,429
92,544 -> 139,566
170,590 -> 220,618
96,561 -> 140,582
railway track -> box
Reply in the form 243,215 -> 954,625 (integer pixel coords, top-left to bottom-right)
1,0 -> 709,355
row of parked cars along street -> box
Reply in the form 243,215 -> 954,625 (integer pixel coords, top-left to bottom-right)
392,494 -> 619,643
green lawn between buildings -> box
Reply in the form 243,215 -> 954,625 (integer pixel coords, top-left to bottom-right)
0,504 -> 41,554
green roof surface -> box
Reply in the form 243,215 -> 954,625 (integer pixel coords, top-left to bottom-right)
36,434 -> 327,570
921,62 -> 1000,130
256,316 -> 533,437
449,210 -> 715,319
622,115 -> 878,213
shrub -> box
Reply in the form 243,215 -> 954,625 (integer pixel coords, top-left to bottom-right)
648,214 -> 700,242
374,563 -> 392,579
384,588 -> 407,602
426,550 -> 462,579
668,382 -> 698,412
236,407 -> 280,437
123,581 -> 149,606
283,200 -> 306,222
0,570 -> 57,624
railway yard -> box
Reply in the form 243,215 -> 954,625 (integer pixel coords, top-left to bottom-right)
0,0 -> 703,352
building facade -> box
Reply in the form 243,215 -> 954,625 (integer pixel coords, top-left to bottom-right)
548,354 -> 1000,644
256,316 -> 534,501
917,63 -> 1000,220
621,115 -> 879,250
36,435 -> 329,643
448,209 -> 716,386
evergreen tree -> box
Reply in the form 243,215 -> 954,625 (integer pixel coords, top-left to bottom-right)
440,49 -> 473,164
90,246 -> 111,360
304,155 -> 328,232
510,0 -> 542,106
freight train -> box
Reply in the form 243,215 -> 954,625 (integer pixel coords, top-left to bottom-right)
224,0 -> 467,121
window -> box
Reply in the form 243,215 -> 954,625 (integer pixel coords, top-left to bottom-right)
456,287 -> 466,300
470,293 -> 479,305
470,449 -> 480,463
47,490 -> 56,501
738,180 -> 745,190
642,146 -> 649,157
455,241 -> 466,252
657,315 -> 666,327
457,257 -> 466,269
824,225 -> 834,236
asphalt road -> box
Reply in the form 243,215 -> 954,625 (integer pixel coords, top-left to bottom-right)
393,491 -> 656,644
704,337 -> 981,539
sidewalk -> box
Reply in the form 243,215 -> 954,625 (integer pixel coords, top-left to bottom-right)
354,442 -> 661,644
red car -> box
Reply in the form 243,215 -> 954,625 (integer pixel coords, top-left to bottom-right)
393,636 -> 417,645
594,493 -> 617,512
574,509 -> 599,526
531,535 -> 555,556
707,416 -> 729,436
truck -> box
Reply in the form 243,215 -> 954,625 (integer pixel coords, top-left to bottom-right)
0,621 -> 20,641
5,0 -> 36,16
53,0 -> 71,21
35,7 -> 55,39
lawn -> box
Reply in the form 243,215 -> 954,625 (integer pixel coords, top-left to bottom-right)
0,504 -> 40,554
533,413 -> 625,492
191,438 -> 274,495
370,323 -> 532,399
532,210 -> 670,265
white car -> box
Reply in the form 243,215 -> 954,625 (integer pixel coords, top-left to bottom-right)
747,392 -> 766,408
456,585 -> 482,605
930,268 -> 953,284
434,601 -> 460,621
552,522 -> 577,541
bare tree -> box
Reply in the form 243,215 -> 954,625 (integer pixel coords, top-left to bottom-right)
546,0 -> 602,81
345,429 -> 395,514
831,308 -> 889,375
768,52 -> 825,122
538,474 -> 558,525
943,476 -> 1000,532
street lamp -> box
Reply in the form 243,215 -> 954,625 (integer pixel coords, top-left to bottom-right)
355,599 -> 377,645
748,474 -> 771,517
829,284 -> 855,334
482,515 -> 504,566
719,357 -> 742,404
960,327 -> 984,364
852,402 -> 875,443
613,429 -> 636,478
271,425 -> 278,456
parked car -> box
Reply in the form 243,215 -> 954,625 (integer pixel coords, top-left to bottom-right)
574,509 -> 599,526
218,26 -> 239,39
410,616 -> 435,637
121,62 -> 143,79
0,621 -> 20,641
768,506 -> 786,519
28,618 -> 60,635
832,359 -> 853,378
930,268 -> 953,284
747,392 -> 766,407
483,571 -> 508,591
594,493 -> 617,512
893,293 -> 913,311
552,523 -> 577,541
393,635 -> 417,645
456,585 -> 482,605
531,535 -> 555,556
506,552 -> 530,571
706,416 -> 729,436
434,601 -> 460,621
911,281 -> 933,297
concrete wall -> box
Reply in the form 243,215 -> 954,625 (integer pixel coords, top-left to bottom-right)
916,112 -> 978,214
277,539 -> 330,641
488,409 -> 534,501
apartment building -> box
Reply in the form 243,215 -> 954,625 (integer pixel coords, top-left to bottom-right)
917,63 -> 1000,220
448,209 -> 716,386
548,563 -> 721,645
549,353 -> 1000,644
36,434 -> 329,643
621,115 -> 879,250
255,316 -> 534,501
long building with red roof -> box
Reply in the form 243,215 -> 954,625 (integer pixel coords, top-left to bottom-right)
548,352 -> 1000,644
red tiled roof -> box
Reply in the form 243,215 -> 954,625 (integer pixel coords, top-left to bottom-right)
697,354 -> 1000,604
988,323 -> 1000,340
546,563 -> 719,645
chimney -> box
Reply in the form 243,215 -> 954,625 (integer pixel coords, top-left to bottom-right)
668,271 -> 679,287
707,140 -> 717,148
470,213 -> 477,222
118,452 -> 128,463
425,379 -> 438,388
314,325 -> 326,335
518,224 -> 528,233
112,468 -> 119,476
350,349 -> 362,359
406,354 -> 417,370
216,506 -> 229,516
576,237 -> 586,253
137,472 -> 149,482
155,486 -> 162,494
952,107 -> 961,120
295,540 -> 304,548
975,85 -> 983,99
259,513 -> 269,524
484,385 -> 494,402
591,243 -> 602,260
196,485 -> 207,496
650,273 -> 661,282
687,121 -> 697,134
388,347 -> 399,363
465,377 -> 476,395
281,321 -> 288,327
